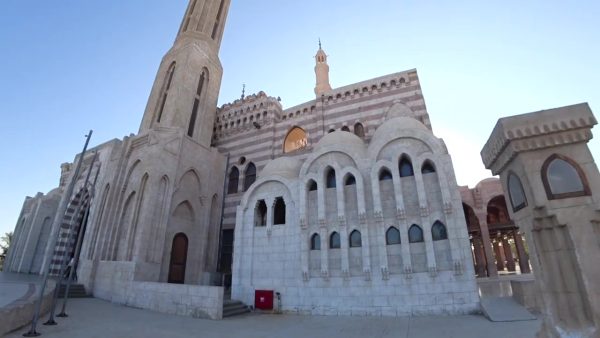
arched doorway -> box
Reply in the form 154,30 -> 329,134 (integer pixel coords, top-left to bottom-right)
168,233 -> 188,284
463,202 -> 488,277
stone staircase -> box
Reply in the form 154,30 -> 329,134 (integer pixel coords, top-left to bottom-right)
223,299 -> 250,318
57,283 -> 90,298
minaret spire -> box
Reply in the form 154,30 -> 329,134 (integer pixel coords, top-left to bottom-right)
139,0 -> 232,147
314,40 -> 332,96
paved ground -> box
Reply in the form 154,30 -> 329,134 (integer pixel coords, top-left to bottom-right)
0,272 -> 41,308
6,298 -> 541,338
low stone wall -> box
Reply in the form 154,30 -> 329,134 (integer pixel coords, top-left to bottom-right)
511,279 -> 541,313
0,280 -> 56,336
91,261 -> 224,319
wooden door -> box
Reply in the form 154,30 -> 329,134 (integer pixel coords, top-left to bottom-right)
168,233 -> 188,284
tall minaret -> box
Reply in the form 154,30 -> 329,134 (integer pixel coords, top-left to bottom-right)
314,40 -> 332,96
139,0 -> 231,147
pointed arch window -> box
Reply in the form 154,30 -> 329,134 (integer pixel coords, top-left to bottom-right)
326,168 -> 336,188
431,221 -> 448,241
399,156 -> 414,177
386,227 -> 401,245
349,230 -> 362,247
310,233 -> 321,250
408,224 -> 424,243
354,123 -> 365,138
345,174 -> 356,186
507,173 -> 527,212
307,179 -> 317,191
542,154 -> 590,200
421,160 -> 436,174
255,200 -> 267,227
283,127 -> 308,153
379,168 -> 393,181
273,197 -> 286,225
156,62 -> 176,123
330,232 -> 341,249
243,163 -> 256,191
227,167 -> 239,194
188,70 -> 207,137
341,126 -> 350,132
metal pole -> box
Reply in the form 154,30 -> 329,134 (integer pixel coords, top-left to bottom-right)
58,158 -> 100,317
44,150 -> 97,325
23,130 -> 92,337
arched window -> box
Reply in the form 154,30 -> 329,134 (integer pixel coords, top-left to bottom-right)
273,197 -> 286,225
188,70 -> 207,137
421,160 -> 436,174
386,227 -> 401,245
399,156 -> 414,177
354,123 -> 365,138
408,224 -> 424,243
431,221 -> 448,241
345,174 -> 356,186
243,163 -> 256,191
310,233 -> 321,250
328,129 -> 335,133
349,230 -> 362,247
542,154 -> 590,199
227,167 -> 239,194
307,179 -> 317,191
330,232 -> 341,249
341,126 -> 350,132
326,168 -> 336,188
255,200 -> 267,227
156,62 -> 176,123
507,173 -> 527,212
283,127 -> 308,153
379,168 -> 393,181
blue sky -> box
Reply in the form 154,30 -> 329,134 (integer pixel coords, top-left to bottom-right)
1,0 -> 599,236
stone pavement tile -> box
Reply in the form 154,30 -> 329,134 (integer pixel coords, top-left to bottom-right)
6,298 -> 541,338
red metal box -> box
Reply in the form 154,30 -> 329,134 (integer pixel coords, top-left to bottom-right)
254,290 -> 274,310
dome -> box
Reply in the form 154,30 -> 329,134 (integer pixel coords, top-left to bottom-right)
370,116 -> 428,146
260,156 -> 302,179
315,130 -> 365,151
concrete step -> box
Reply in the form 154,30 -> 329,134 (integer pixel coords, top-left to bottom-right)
57,284 -> 90,298
223,300 -> 250,318
480,297 -> 537,322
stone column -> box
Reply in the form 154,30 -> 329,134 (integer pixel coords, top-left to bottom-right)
477,214 -> 498,277
501,235 -> 516,272
472,236 -> 487,277
513,230 -> 530,273
492,238 -> 505,271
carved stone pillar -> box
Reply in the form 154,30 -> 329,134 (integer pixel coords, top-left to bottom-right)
472,236 -> 487,277
513,230 -> 530,273
492,238 -> 505,271
502,235 -> 516,272
476,214 -> 498,277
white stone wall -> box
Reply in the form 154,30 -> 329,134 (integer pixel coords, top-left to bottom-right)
92,261 -> 224,319
232,118 -> 479,317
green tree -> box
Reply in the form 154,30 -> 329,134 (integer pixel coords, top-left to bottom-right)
0,231 -> 13,271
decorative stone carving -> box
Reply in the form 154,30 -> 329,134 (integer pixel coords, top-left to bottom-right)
453,261 -> 463,275
363,268 -> 372,281
302,270 -> 309,282
337,215 -> 346,226
318,218 -> 327,228
443,201 -> 453,214
403,266 -> 413,279
428,266 -> 437,278
299,218 -> 307,229
419,205 -> 429,217
381,266 -> 389,281
359,212 -> 368,224
396,208 -> 406,220
320,269 -> 329,281
342,269 -> 350,280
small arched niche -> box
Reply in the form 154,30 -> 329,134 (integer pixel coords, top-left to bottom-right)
284,127 -> 308,153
